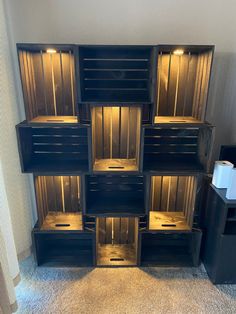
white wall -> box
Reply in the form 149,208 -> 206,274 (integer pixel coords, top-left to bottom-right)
2,0 -> 236,253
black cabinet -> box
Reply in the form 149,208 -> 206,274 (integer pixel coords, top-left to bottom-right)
203,185 -> 236,284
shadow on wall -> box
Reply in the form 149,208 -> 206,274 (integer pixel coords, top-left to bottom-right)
206,52 -> 236,168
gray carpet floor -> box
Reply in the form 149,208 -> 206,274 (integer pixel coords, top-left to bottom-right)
15,256 -> 236,314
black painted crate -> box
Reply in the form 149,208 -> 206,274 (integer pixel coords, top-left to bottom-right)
141,230 -> 202,267
78,45 -> 155,103
85,174 -> 146,216
16,122 -> 90,173
142,125 -> 214,173
33,230 -> 95,266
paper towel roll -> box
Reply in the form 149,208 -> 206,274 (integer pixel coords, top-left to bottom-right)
212,160 -> 234,188
226,168 -> 236,200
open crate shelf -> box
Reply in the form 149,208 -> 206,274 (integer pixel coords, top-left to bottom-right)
17,44 -> 77,123
143,125 -> 213,173
33,231 -> 94,266
141,230 -> 202,267
85,175 -> 145,215
91,106 -> 141,172
96,217 -> 139,266
78,45 -> 154,103
16,123 -> 90,173
34,175 -> 83,231
149,175 -> 198,232
154,45 -> 214,124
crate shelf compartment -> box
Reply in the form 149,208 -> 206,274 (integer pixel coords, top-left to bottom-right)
33,231 -> 94,266
143,126 -> 213,172
96,217 -> 139,266
92,106 -> 141,172
141,230 -> 202,267
79,46 -> 154,103
149,176 -> 198,231
17,44 -> 77,123
86,175 -> 145,215
155,45 -> 214,124
34,175 -> 83,231
16,123 -> 90,173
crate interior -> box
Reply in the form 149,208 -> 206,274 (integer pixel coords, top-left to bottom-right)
79,46 -> 152,103
143,126 -> 212,172
149,176 -> 197,231
155,46 -> 213,124
92,106 -> 141,172
17,125 -> 89,172
86,175 -> 145,215
18,45 -> 77,123
224,208 -> 236,234
141,231 -> 201,266
34,232 -> 94,266
34,175 -> 83,231
96,217 -> 139,266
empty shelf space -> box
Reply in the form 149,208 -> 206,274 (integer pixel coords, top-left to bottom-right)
155,46 -> 214,122
96,217 -> 138,266
93,159 -> 138,172
17,45 -> 77,122
34,232 -> 94,266
149,176 -> 197,231
16,124 -> 89,173
41,212 -> 83,231
97,244 -> 136,266
79,46 -> 153,102
143,126 -> 213,172
30,116 -> 78,123
91,106 -> 141,172
149,211 -> 191,231
34,176 -> 83,229
141,231 -> 202,267
86,175 -> 145,215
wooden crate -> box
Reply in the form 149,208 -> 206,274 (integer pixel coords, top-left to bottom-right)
142,125 -> 214,173
141,230 -> 202,267
148,175 -> 201,232
154,45 -> 214,124
33,231 -> 95,266
34,175 -> 83,231
85,175 -> 146,216
96,217 -> 139,266
91,106 -> 142,172
17,44 -> 78,123
78,45 -> 154,103
16,122 -> 90,173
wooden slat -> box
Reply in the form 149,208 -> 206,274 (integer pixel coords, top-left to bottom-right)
61,52 -> 74,115
158,53 -> 170,115
32,52 -> 46,115
111,107 -> 120,158
167,54 -> 179,116
42,53 -> 55,115
52,52 -> 63,115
